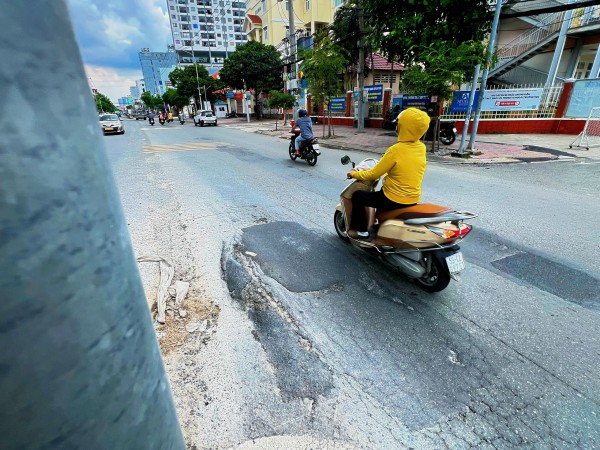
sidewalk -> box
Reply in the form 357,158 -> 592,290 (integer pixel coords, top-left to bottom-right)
219,117 -> 600,164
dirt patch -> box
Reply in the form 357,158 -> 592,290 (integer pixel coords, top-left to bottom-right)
155,290 -> 220,354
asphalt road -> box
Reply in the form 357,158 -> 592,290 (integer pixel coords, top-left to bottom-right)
105,118 -> 600,449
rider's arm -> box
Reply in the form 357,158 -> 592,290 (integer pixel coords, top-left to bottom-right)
351,149 -> 396,182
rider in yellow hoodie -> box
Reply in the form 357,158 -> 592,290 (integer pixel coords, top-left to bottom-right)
347,107 -> 431,239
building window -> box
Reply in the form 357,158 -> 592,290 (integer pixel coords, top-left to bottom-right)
173,23 -> 178,27
173,31 -> 180,37
373,73 -> 397,84
170,6 -> 175,10
305,0 -> 310,10
264,26 -> 268,40
175,40 -> 181,44
171,14 -> 176,18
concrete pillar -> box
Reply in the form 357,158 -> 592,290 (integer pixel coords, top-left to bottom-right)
0,3 -> 185,449
382,88 -> 392,118
555,81 -> 575,118
345,91 -> 353,117
546,8 -> 574,86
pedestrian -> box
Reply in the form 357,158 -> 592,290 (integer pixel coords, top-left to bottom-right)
346,107 -> 430,240
293,109 -> 313,156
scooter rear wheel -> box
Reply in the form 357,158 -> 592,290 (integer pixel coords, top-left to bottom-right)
333,210 -> 350,242
414,253 -> 451,292
306,149 -> 318,166
439,129 -> 456,145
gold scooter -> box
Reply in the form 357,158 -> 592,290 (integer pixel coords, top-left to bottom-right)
334,156 -> 477,292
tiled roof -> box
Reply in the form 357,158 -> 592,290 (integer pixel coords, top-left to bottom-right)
246,14 -> 262,25
366,53 -> 404,71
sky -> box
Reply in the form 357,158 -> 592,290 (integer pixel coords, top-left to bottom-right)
66,0 -> 173,102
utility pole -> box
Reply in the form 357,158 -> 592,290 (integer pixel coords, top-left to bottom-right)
244,78 -> 250,123
357,1 -> 366,132
187,13 -> 202,113
468,0 -> 502,152
0,3 -> 185,449
288,0 -> 298,118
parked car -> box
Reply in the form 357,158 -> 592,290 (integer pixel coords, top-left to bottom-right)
134,111 -> 147,120
99,113 -> 125,135
194,110 -> 217,127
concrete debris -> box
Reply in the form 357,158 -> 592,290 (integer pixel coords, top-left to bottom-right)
137,255 -> 174,324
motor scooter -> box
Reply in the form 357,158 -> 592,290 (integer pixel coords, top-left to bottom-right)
439,121 -> 457,145
159,116 -> 165,125
148,117 -> 155,126
334,156 -> 476,292
288,122 -> 321,166
179,116 -> 186,125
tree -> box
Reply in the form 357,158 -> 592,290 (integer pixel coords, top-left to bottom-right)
94,92 -> 116,113
219,41 -> 283,119
267,90 -> 296,128
140,91 -> 154,109
300,35 -> 349,137
363,0 -> 492,67
162,88 -> 188,113
169,64 -> 215,110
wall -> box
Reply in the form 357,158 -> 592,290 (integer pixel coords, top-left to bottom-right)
454,118 -> 585,135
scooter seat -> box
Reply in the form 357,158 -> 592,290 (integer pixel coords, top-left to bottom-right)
376,203 -> 453,222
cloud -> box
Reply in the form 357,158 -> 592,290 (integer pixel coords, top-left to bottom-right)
85,64 -> 142,102
66,0 -> 172,70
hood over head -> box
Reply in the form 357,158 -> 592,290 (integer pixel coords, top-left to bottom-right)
397,107 -> 431,142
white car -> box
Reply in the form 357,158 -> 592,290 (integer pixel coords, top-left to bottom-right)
194,110 -> 217,127
99,113 -> 125,135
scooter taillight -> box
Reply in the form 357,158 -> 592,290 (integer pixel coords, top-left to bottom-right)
427,224 -> 472,239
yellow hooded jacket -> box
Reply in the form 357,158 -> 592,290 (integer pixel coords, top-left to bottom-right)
351,107 -> 430,204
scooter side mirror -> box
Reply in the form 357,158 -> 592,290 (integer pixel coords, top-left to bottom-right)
341,155 -> 352,165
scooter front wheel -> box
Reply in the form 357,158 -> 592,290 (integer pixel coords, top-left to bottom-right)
333,210 -> 350,242
289,142 -> 298,161
414,252 -> 451,292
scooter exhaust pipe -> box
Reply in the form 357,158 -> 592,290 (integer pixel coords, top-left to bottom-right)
384,254 -> 426,279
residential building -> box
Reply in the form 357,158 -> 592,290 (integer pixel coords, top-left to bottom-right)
139,49 -> 178,95
166,0 -> 247,71
345,53 -> 404,95
489,2 -> 600,85
244,0 -> 337,52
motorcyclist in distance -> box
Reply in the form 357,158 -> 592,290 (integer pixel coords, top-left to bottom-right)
346,107 -> 431,240
293,109 -> 314,156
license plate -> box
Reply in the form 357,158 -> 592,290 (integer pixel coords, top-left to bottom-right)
312,144 -> 320,150
446,252 -> 465,274
105,127 -> 113,131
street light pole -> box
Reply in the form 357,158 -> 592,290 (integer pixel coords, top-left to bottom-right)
187,13 -> 202,112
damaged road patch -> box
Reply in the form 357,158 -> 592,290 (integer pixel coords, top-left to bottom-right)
222,240 -> 333,401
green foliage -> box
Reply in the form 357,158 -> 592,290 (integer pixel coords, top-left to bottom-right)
300,35 -> 349,105
169,64 -> 216,105
140,91 -> 154,108
362,0 -> 493,100
220,41 -> 283,117
162,88 -> 188,110
364,0 -> 492,66
329,5 -> 363,64
94,92 -> 116,113
267,91 -> 296,110
401,41 -> 487,99
151,94 -> 164,110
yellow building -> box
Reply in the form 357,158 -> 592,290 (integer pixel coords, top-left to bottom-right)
244,0 -> 342,50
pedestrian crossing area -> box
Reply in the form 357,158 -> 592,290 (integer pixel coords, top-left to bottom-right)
143,142 -> 230,154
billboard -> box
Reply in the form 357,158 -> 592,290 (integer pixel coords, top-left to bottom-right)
450,91 -> 480,113
480,88 -> 543,111
329,97 -> 346,111
364,84 -> 384,102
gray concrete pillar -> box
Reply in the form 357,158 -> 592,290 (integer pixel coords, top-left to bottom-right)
0,3 -> 185,449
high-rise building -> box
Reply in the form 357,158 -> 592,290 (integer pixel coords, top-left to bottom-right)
166,0 -> 247,71
136,79 -> 146,97
138,48 -> 178,95
130,86 -> 140,100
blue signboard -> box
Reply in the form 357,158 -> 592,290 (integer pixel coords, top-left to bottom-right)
401,94 -> 429,111
226,91 -> 234,99
364,84 -> 384,102
450,90 -> 480,113
329,97 -> 346,111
